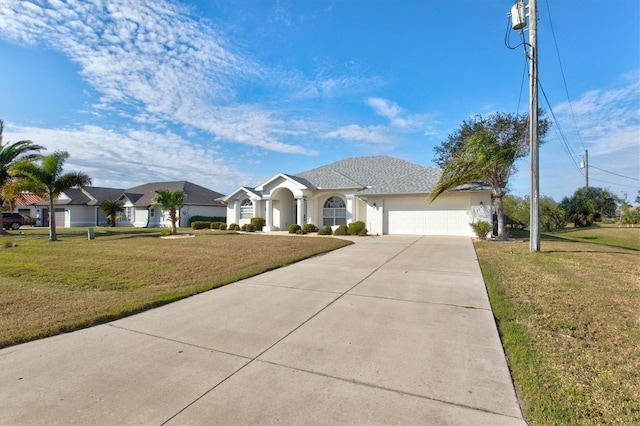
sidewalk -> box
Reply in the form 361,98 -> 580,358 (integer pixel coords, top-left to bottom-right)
0,235 -> 526,425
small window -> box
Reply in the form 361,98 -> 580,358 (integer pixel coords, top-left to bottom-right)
240,198 -> 253,220
125,207 -> 133,222
323,196 -> 346,226
149,208 -> 155,217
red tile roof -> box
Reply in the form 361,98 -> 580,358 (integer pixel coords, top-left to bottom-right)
14,193 -> 43,206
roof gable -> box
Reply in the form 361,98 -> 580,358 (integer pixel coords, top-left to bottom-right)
123,181 -> 226,207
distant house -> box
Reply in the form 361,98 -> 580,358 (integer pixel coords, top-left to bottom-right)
13,193 -> 43,223
120,181 -> 226,228
224,155 -> 492,236
36,187 -> 125,227
31,181 -> 226,228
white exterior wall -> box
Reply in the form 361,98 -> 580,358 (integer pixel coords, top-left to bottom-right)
179,205 -> 226,227
363,197 -> 385,235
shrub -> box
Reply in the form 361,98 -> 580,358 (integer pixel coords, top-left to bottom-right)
288,224 -> 301,234
250,217 -> 266,231
333,224 -> 348,235
159,228 -> 172,236
470,221 -> 493,240
348,221 -> 367,236
621,209 -> 640,225
302,223 -> 318,233
191,221 -> 212,230
188,216 -> 226,225
210,221 -> 225,230
241,223 -> 256,232
295,229 -> 306,235
218,223 -> 227,230
228,223 -> 240,231
318,226 -> 332,235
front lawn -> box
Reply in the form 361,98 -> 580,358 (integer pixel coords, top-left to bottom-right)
475,228 -> 639,425
0,228 -> 351,348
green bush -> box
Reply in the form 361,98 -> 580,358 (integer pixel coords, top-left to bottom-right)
250,217 -> 266,230
241,223 -> 256,232
188,216 -> 226,225
621,209 -> 640,225
209,221 -> 225,230
348,221 -> 367,236
288,224 -> 301,234
333,224 -> 348,235
228,223 -> 240,231
218,223 -> 228,230
470,221 -> 493,240
191,221 -> 212,230
302,223 -> 318,233
159,227 -> 172,236
295,229 -> 306,235
318,226 -> 332,235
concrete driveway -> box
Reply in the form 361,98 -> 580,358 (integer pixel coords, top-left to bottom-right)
0,235 -> 526,425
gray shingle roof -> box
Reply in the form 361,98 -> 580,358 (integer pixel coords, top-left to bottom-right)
122,181 -> 226,207
82,187 -> 126,205
293,156 -> 490,195
294,156 -> 428,190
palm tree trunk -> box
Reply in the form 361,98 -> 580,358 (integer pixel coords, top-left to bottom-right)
170,208 -> 177,235
495,194 -> 507,241
48,193 -> 57,241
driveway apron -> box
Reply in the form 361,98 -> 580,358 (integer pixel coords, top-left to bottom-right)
0,235 -> 526,425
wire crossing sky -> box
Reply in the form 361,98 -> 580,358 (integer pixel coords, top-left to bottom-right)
1,0 -> 638,201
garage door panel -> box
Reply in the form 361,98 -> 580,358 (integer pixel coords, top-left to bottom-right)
385,197 -> 472,236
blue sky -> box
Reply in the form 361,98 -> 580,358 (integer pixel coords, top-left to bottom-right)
1,0 -> 638,202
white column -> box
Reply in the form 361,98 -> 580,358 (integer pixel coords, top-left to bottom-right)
296,197 -> 304,225
264,198 -> 273,231
233,199 -> 240,224
346,195 -> 355,224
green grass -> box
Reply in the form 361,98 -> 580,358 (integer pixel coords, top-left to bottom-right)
476,227 -> 640,425
0,227 -> 352,348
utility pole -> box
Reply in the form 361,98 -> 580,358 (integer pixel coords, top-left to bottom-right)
529,0 -> 540,252
583,149 -> 589,188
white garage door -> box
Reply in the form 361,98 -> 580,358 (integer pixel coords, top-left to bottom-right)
384,197 -> 472,236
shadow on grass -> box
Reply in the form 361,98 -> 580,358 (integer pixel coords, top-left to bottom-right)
504,227 -> 639,252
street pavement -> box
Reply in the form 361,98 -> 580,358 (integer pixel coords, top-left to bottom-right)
0,235 -> 526,425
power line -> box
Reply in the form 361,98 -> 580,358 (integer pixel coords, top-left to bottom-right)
589,165 -> 640,182
588,177 -> 639,189
543,0 -> 587,151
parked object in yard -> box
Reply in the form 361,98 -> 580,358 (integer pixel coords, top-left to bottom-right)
2,212 -> 25,230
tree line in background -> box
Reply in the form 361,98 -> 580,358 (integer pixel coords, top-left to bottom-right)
504,187 -> 640,232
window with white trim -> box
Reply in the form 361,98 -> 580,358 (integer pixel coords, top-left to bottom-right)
323,196 -> 346,226
240,198 -> 253,219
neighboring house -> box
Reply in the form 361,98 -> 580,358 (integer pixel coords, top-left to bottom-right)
224,156 -> 492,237
30,181 -> 226,228
12,193 -> 43,223
120,181 -> 226,228
36,187 -> 125,227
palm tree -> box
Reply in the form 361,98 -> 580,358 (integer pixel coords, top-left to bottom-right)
430,130 -> 518,241
100,199 -> 125,227
152,189 -> 186,235
0,119 -> 44,211
10,151 -> 91,241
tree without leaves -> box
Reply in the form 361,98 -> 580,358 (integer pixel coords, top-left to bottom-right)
0,119 -> 45,213
152,189 -> 186,235
10,151 -> 91,241
100,199 -> 125,227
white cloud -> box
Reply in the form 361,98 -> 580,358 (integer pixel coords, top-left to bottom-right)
553,71 -> 640,156
322,124 -> 390,144
2,122 -> 260,194
0,0 -> 318,155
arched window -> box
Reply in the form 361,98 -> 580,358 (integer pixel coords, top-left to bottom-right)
323,196 -> 346,226
240,198 -> 253,219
